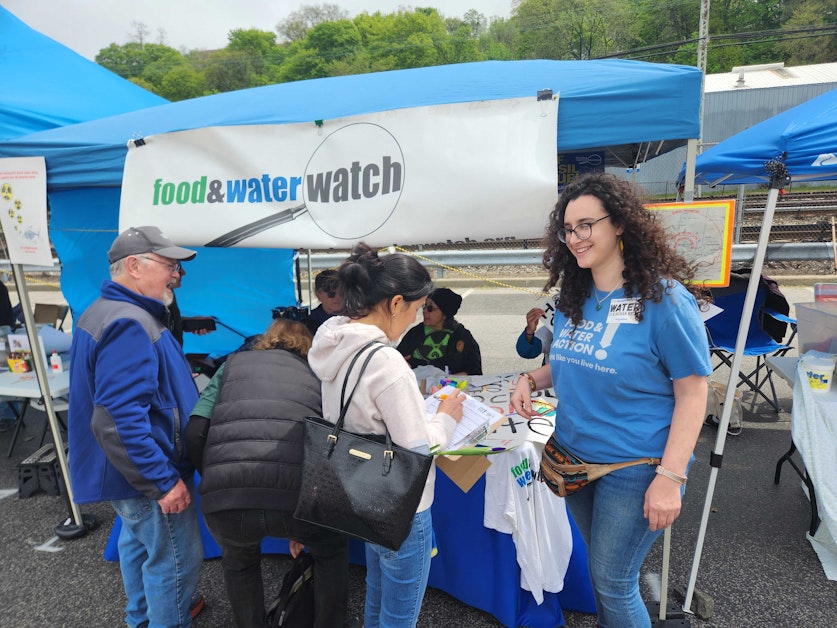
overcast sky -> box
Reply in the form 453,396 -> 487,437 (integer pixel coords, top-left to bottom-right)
4,0 -> 513,60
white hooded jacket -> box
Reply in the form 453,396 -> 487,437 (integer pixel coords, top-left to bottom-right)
307,316 -> 457,513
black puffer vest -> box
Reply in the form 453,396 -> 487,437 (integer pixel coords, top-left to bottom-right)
198,349 -> 321,514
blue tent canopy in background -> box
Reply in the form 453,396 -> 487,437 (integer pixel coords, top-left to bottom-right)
0,6 -> 296,357
2,58 -> 701,189
1,57 -> 702,357
678,87 -> 837,186
0,7 -> 167,140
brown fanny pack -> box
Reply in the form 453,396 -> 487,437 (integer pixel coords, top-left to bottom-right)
540,434 -> 661,497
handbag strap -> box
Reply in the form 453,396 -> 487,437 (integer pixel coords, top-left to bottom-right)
330,340 -> 386,436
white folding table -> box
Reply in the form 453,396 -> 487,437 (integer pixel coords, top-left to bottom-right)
1,367 -> 70,457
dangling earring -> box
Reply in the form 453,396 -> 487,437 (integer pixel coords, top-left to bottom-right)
619,237 -> 624,253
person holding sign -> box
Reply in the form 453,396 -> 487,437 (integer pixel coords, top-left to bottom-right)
511,174 -> 710,628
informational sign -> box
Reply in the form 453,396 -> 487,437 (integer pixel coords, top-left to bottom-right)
646,199 -> 735,288
119,96 -> 559,249
0,157 -> 54,267
557,151 -> 605,190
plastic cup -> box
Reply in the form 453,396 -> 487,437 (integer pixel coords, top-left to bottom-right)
801,356 -> 836,393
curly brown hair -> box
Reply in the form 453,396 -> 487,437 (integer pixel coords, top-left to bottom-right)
543,173 -> 705,326
252,319 -> 313,357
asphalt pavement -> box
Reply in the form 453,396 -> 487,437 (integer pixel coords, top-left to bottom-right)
1,281 -> 835,627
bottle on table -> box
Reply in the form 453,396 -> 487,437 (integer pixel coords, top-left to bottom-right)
50,350 -> 63,373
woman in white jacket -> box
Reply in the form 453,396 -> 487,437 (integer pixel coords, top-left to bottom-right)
307,243 -> 464,628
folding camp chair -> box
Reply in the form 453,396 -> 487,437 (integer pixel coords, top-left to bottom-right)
705,281 -> 794,413
33,303 -> 70,329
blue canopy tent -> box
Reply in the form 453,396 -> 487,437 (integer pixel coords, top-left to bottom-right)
674,89 -> 837,612
1,58 -> 701,356
1,53 -> 704,620
0,6 -> 174,537
678,86 -> 837,186
0,7 -> 167,140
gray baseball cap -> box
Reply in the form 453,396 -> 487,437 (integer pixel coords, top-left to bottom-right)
107,226 -> 197,263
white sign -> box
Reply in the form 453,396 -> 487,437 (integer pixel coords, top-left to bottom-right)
0,157 -> 54,266
119,97 -> 559,248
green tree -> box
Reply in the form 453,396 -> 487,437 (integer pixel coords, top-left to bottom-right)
776,0 -> 837,64
96,42 -> 152,79
159,65 -> 205,101
276,3 -> 349,42
203,50 -> 259,93
462,9 -> 488,38
226,28 -> 286,82
96,42 -> 186,95
479,17 -> 518,60
446,24 -> 484,64
513,0 -> 637,60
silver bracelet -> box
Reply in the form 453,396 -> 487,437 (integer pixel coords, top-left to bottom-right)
655,465 -> 687,485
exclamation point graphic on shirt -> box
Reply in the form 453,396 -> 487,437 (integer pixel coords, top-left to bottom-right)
595,323 -> 620,360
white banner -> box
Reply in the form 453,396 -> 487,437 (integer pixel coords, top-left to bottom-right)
119,96 -> 559,248
0,156 -> 54,267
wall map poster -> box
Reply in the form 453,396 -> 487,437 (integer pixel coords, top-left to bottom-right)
646,199 -> 735,288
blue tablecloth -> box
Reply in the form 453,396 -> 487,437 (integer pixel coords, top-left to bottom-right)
105,471 -> 595,628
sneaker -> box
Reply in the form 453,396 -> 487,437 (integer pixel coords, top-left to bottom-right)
189,594 -> 206,619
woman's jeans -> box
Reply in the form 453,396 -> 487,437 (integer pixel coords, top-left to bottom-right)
111,479 -> 203,628
564,464 -> 664,628
204,508 -> 349,628
364,508 -> 433,628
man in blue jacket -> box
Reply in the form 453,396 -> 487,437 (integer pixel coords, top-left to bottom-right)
68,226 -> 203,628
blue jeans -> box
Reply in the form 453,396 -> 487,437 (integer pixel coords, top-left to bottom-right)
111,479 -> 203,628
364,508 -> 433,628
564,464 -> 664,628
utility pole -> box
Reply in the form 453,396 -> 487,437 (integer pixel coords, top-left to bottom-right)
690,0 -> 711,202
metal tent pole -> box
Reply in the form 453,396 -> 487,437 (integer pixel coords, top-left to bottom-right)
9,264 -> 85,531
683,157 -> 790,614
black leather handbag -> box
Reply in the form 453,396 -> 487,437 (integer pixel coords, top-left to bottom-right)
294,341 -> 433,551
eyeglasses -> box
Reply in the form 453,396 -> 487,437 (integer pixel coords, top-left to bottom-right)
557,215 -> 611,243
423,304 -> 436,313
138,255 -> 181,274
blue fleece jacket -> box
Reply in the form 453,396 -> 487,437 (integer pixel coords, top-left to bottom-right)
68,280 -> 199,504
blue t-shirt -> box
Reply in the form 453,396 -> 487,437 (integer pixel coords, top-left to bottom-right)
549,281 -> 711,462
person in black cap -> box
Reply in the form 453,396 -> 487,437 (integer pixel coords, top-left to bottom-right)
396,287 -> 482,375
67,225 -> 206,627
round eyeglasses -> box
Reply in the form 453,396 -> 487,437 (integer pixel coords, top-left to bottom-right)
557,215 -> 611,244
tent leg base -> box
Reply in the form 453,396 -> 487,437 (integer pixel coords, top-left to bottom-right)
55,513 -> 100,540
672,584 -> 715,620
647,600 -> 689,626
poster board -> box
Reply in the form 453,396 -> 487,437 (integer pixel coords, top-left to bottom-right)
646,199 -> 735,288
0,156 -> 54,267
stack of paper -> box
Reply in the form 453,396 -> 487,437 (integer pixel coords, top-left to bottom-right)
425,385 -> 503,450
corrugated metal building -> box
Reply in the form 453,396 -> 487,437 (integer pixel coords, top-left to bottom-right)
609,62 -> 837,195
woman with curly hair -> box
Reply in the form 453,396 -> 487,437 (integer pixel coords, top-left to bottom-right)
511,173 -> 711,627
